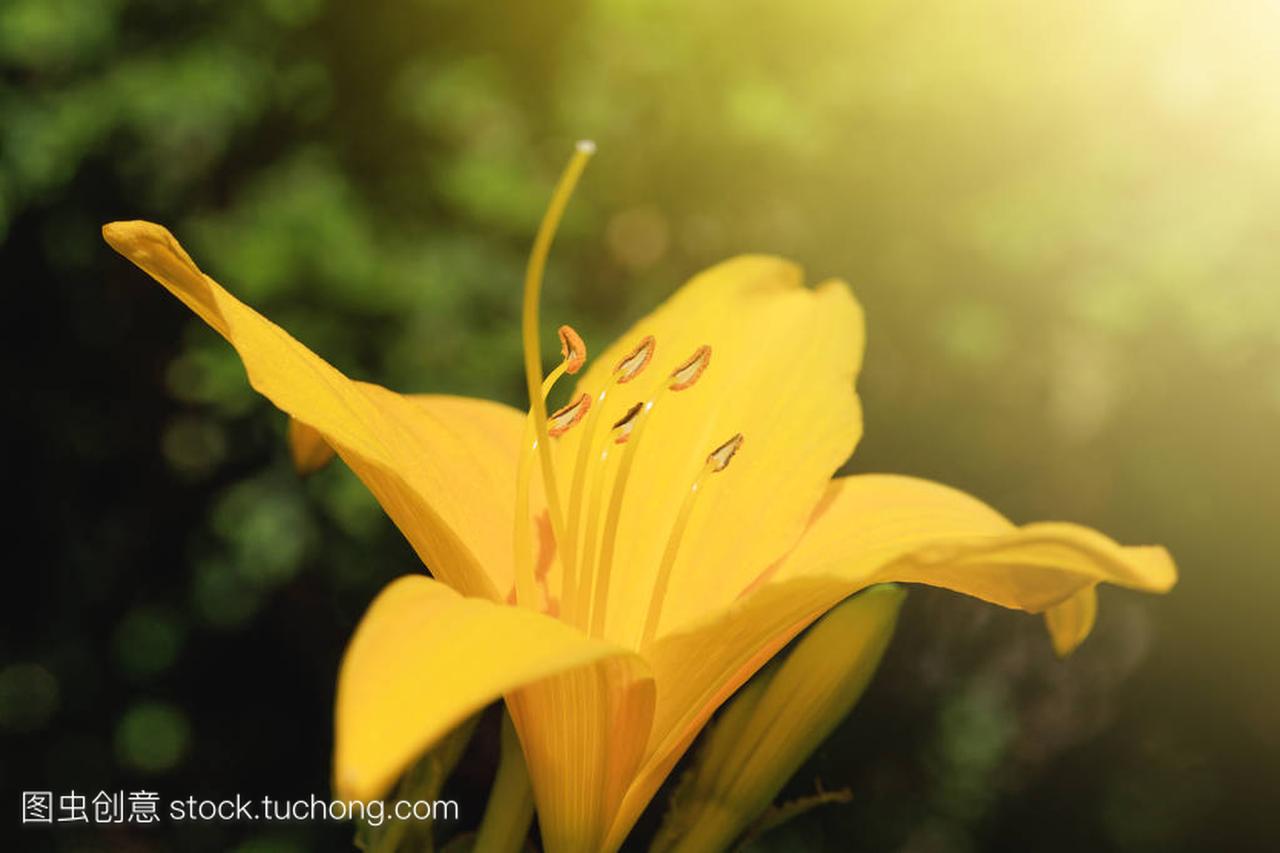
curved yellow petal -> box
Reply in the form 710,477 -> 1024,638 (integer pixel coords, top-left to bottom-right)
769,475 -> 1177,608
288,394 -> 542,598
334,575 -> 638,803
1044,584 -> 1099,657
404,393 -> 544,598
653,586 -> 905,853
606,474 -> 1174,846
508,654 -> 655,852
607,574 -> 843,849
556,256 -> 864,643
103,220 -> 519,600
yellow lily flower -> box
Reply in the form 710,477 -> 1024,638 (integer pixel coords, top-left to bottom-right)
102,144 -> 1175,852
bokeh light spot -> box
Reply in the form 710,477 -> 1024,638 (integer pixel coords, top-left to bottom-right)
212,476 -> 316,587
116,701 -> 190,774
161,414 -> 229,479
114,605 -> 186,680
607,205 -> 671,271
192,557 -> 265,630
936,301 -> 1010,367
0,663 -> 60,733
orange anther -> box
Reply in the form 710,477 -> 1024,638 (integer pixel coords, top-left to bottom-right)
707,433 -> 744,472
669,345 -> 711,391
558,325 -> 587,375
611,402 -> 644,444
548,393 -> 592,437
615,335 -> 656,383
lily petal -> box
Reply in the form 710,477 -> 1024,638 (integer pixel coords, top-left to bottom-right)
104,221 -> 520,600
507,655 -> 655,852
557,256 -> 865,643
288,394 -> 542,598
334,574 -> 640,803
652,585 -> 905,852
770,475 -> 1176,608
608,574 -> 845,849
607,474 -> 1174,845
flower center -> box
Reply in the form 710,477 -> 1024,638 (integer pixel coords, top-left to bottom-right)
513,143 -> 742,645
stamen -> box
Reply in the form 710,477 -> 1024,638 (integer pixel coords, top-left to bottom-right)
548,393 -> 592,437
639,433 -> 745,646
587,343 -> 713,637
561,385 -> 609,627
560,333 -> 656,625
514,141 -> 594,608
574,412 -> 644,619
572,442 -> 615,623
611,402 -> 644,444
615,335 -> 656,383
558,325 -> 587,375
668,345 -> 711,391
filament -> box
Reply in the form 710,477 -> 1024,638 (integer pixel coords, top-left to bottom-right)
561,383 -> 611,625
639,463 -> 714,646
588,388 -> 671,636
572,441 -> 616,623
585,343 -> 713,636
562,337 -> 656,627
640,433 -> 743,645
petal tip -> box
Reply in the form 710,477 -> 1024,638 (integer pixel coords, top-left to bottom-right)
102,220 -> 183,265
1124,545 -> 1178,593
1151,546 -> 1179,590
102,219 -> 157,247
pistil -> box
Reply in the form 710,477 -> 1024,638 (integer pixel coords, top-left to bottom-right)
513,142 -> 594,607
513,329 -> 587,607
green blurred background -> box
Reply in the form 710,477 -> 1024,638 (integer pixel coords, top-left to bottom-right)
5,0 -> 1278,850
